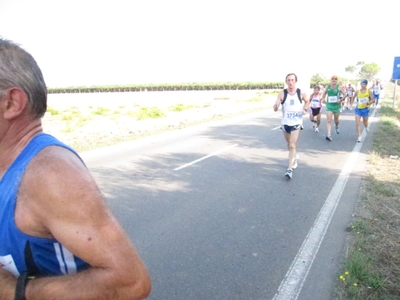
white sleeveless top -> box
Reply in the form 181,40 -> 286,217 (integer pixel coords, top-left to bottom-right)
373,84 -> 381,94
310,94 -> 322,109
282,90 -> 303,126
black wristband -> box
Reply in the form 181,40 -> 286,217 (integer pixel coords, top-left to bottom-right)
14,271 -> 29,300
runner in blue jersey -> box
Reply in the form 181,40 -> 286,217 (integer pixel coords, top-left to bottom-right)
0,38 -> 150,299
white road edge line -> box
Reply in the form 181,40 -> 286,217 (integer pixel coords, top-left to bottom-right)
272,126 -> 281,130
272,107 -> 377,300
173,144 -> 238,171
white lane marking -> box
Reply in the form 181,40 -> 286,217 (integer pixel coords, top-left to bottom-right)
272,126 -> 281,130
173,144 -> 238,171
272,107 -> 377,300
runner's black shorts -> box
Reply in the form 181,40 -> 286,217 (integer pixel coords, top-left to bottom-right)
311,107 -> 321,116
281,124 -> 302,133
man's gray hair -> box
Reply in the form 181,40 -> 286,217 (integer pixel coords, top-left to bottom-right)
0,37 -> 47,118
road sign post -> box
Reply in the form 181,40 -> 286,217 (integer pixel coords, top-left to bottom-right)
391,57 -> 400,108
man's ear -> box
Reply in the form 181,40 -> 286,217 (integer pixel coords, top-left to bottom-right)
3,88 -> 28,120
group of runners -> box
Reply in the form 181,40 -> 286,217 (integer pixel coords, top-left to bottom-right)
273,73 -> 383,179
309,76 -> 382,142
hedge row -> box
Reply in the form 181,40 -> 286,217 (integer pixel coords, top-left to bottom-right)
47,81 -> 285,94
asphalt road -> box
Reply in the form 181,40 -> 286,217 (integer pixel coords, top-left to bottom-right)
81,106 -> 376,300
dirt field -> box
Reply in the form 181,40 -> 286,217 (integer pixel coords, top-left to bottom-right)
43,90 -> 275,152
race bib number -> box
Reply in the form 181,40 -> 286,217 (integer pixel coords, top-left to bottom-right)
311,99 -> 319,108
328,96 -> 338,103
359,97 -> 368,104
286,111 -> 301,119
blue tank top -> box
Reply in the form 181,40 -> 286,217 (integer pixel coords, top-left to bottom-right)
0,133 -> 90,278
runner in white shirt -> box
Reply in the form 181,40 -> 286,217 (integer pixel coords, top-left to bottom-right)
273,73 -> 310,179
371,79 -> 383,106
345,83 -> 355,110
339,81 -> 347,112
309,86 -> 323,133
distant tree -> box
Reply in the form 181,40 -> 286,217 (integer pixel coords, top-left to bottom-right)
310,73 -> 327,86
344,62 -> 381,81
345,66 -> 356,73
345,66 -> 356,79
343,67 -> 359,85
359,62 -> 380,81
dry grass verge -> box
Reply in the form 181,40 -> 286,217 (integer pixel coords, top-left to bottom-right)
42,90 -> 277,152
334,83 -> 400,300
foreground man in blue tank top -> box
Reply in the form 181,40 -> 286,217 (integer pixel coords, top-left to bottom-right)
0,38 -> 151,299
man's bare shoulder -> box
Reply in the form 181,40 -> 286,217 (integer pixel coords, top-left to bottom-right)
17,145 -> 104,231
301,90 -> 309,99
31,145 -> 99,185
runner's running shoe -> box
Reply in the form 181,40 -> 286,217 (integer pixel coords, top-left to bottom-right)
285,169 -> 293,179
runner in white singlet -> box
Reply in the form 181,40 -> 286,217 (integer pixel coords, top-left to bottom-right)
273,73 -> 310,179
309,86 -> 322,133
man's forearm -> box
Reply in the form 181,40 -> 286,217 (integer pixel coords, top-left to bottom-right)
25,267 -> 148,300
0,268 -> 17,300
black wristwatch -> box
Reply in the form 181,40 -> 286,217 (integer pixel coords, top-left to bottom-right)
14,272 -> 30,300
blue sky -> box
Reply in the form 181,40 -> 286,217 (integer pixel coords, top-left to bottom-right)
0,0 -> 398,87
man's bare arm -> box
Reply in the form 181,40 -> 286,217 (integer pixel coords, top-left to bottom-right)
370,84 -> 374,92
369,90 -> 375,105
321,87 -> 327,104
13,147 -> 151,300
302,92 -> 310,112
339,86 -> 347,102
0,268 -> 16,300
352,90 -> 358,103
273,90 -> 284,111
